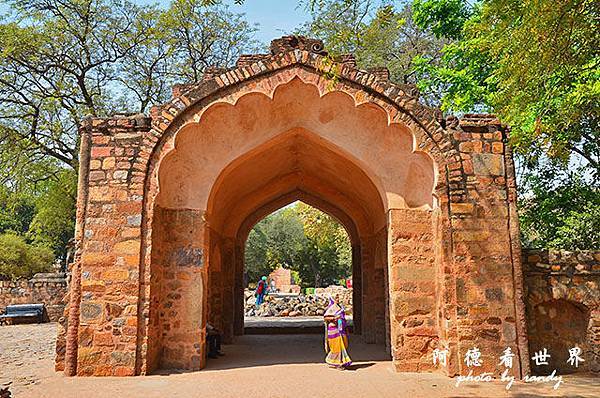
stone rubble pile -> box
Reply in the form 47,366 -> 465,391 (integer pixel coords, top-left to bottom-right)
244,288 -> 353,317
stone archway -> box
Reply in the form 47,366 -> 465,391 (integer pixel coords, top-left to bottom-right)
145,76 -> 434,371
60,36 -> 531,379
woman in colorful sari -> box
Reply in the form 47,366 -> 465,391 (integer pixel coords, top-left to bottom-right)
323,297 -> 352,369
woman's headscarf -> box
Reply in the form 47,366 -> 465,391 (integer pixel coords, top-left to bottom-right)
324,296 -> 344,318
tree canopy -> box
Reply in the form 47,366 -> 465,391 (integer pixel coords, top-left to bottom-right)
0,0 -> 258,172
0,0 -> 258,277
412,0 -> 599,177
300,0 -> 447,104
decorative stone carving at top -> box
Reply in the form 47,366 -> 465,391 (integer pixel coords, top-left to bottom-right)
269,35 -> 327,56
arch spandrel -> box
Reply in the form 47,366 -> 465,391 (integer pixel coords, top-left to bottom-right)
154,77 -> 438,212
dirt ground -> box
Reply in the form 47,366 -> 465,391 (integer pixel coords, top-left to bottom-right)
1,323 -> 599,398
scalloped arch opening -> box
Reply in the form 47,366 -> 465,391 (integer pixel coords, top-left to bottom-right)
155,77 -> 436,212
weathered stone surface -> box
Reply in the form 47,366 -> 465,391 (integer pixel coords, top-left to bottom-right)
80,303 -> 102,322
472,153 -> 505,176
523,248 -> 600,374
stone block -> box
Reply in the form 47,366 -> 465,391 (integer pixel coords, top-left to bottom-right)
450,203 -> 475,214
102,157 -> 116,169
392,265 -> 435,282
91,147 -> 112,158
113,170 -> 128,180
114,240 -> 140,255
102,269 -> 129,281
127,214 -> 142,226
110,351 -> 136,366
393,293 -> 434,318
77,347 -> 102,367
472,153 -> 505,176
93,331 -> 114,346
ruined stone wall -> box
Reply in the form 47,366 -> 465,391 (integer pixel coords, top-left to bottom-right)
268,266 -> 292,292
0,273 -> 67,321
523,249 -> 600,373
67,115 -> 151,376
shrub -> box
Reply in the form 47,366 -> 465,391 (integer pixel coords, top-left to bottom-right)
0,233 -> 54,280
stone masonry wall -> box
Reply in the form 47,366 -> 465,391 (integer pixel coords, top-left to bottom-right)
523,249 -> 600,373
0,273 -> 67,322
388,209 -> 437,372
68,114 -> 152,376
149,206 -> 206,371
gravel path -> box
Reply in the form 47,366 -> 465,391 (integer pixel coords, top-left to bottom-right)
0,323 -> 57,395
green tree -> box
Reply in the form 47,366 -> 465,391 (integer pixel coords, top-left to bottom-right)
0,187 -> 35,236
519,166 -> 600,250
412,0 -> 600,177
28,169 -> 77,259
0,0 -> 258,259
0,0 -> 258,171
410,0 -> 600,249
244,202 -> 352,288
160,0 -> 259,83
0,232 -> 54,280
244,206 -> 305,282
295,202 -> 352,287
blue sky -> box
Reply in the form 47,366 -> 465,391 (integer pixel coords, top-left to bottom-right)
141,0 -> 311,46
227,0 -> 311,45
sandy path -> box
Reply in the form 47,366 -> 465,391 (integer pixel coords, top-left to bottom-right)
1,324 -> 599,397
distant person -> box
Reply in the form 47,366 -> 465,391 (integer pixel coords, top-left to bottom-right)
270,279 -> 277,293
206,323 -> 223,359
255,276 -> 267,306
323,297 -> 352,369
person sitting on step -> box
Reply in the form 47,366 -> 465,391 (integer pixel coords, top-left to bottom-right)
206,323 -> 224,359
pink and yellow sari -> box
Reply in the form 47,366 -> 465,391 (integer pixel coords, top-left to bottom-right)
324,299 -> 352,368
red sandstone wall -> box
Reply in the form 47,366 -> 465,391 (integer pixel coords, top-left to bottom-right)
436,115 -> 529,377
69,115 -> 151,376
149,207 -> 206,371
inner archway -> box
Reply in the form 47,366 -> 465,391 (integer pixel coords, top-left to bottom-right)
241,202 -> 355,333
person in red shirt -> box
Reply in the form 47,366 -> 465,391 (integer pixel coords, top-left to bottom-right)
255,276 -> 267,306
